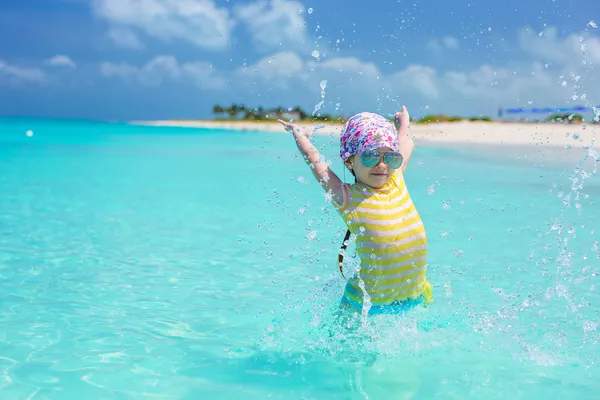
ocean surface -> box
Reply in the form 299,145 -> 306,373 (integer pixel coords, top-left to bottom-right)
1,117 -> 599,399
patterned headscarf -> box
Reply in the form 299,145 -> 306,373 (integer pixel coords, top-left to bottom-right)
339,112 -> 399,161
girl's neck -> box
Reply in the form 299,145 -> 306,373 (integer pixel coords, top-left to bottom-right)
356,179 -> 388,190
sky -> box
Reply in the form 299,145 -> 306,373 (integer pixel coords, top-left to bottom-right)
0,0 -> 598,121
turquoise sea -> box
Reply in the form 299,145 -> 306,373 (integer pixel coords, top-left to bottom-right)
1,117 -> 599,399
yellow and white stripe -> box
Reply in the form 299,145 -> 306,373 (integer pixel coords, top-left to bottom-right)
336,170 -> 432,306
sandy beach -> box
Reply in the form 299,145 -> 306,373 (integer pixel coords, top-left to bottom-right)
132,119 -> 598,149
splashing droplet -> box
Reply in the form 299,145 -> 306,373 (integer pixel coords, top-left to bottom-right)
311,50 -> 320,58
582,321 -> 597,332
592,106 -> 600,122
589,21 -> 598,29
444,281 -> 453,297
25,130 -> 33,137
312,79 -> 327,116
308,7 -> 313,14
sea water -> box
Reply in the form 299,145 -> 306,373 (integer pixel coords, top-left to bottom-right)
0,117 -> 599,399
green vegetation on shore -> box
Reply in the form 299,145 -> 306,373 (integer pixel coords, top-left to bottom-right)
211,104 -> 586,124
545,113 -> 584,124
415,114 -> 492,123
212,104 -> 494,124
212,104 -> 343,122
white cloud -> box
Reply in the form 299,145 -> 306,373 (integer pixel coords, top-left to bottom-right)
442,37 -> 460,50
0,60 -> 45,85
99,61 -> 138,78
428,36 -> 460,53
107,28 -> 145,50
181,61 -> 226,90
235,52 -> 441,114
443,63 -> 563,105
236,51 -> 305,88
391,65 -> 439,99
305,56 -> 385,98
100,55 -> 226,89
234,0 -> 310,52
101,49 -> 588,118
312,57 -> 380,76
91,0 -> 316,53
92,0 -> 234,51
95,24 -> 600,118
242,53 -> 435,99
45,55 -> 77,68
235,47 -> 598,117
518,26 -> 600,65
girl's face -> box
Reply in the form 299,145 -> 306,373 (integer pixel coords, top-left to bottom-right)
345,147 -> 398,189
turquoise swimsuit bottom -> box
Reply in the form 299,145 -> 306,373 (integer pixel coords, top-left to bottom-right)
341,291 -> 425,316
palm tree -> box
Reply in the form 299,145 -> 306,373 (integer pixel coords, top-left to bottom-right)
212,104 -> 224,116
229,104 -> 239,118
243,108 -> 256,120
293,106 -> 308,120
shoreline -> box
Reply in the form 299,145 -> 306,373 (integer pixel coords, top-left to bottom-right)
130,119 -> 598,149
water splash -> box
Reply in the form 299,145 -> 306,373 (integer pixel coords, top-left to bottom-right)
312,79 -> 328,116
534,143 -> 600,358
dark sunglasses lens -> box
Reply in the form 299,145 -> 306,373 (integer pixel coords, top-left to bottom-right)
360,151 -> 380,167
384,152 -> 403,169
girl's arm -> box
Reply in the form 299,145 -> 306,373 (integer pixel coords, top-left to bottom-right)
278,120 -> 344,205
394,105 -> 415,174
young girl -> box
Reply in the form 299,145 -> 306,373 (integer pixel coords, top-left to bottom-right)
279,107 -> 432,315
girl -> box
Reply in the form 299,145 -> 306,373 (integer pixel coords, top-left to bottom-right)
279,107 -> 432,315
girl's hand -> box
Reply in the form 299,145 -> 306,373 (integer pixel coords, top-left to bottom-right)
394,105 -> 411,131
278,119 -> 312,139
394,105 -> 414,173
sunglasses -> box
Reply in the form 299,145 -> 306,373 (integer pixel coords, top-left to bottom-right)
359,150 -> 404,169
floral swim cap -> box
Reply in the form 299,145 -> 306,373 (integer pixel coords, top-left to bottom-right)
339,112 -> 399,161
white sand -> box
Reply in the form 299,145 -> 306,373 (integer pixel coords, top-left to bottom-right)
131,120 -> 598,149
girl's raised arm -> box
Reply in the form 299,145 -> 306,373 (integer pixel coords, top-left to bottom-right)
278,119 -> 344,205
394,105 -> 415,174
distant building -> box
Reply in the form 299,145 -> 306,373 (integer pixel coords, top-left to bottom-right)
264,111 -> 301,121
498,105 -> 599,123
282,111 -> 301,121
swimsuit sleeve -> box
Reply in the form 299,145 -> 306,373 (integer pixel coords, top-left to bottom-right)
390,169 -> 406,190
332,183 -> 351,212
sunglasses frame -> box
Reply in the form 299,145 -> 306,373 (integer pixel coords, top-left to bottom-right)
359,150 -> 404,169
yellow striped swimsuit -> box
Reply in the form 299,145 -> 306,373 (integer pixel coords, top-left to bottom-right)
335,170 -> 433,312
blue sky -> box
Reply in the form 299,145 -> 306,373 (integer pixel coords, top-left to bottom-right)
0,0 -> 598,121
